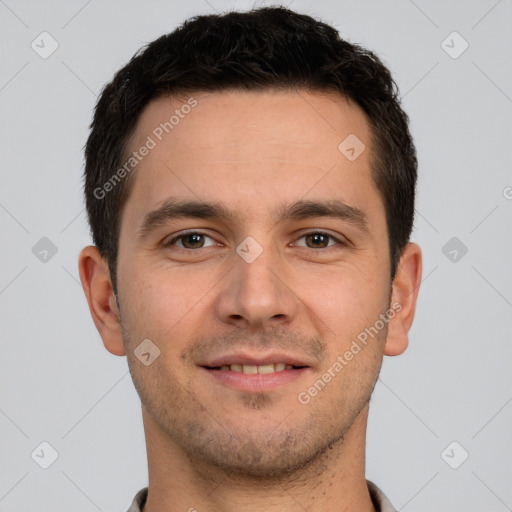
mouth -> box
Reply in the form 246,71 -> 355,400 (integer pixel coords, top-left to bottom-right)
203,363 -> 308,374
199,354 -> 312,392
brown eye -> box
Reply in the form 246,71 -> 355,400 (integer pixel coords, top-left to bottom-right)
180,233 -> 205,248
295,232 -> 341,249
165,232 -> 216,249
305,233 -> 330,248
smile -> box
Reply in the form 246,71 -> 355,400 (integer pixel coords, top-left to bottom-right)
205,363 -> 305,374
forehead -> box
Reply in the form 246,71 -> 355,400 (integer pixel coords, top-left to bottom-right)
120,89 -> 383,234
131,89 -> 369,162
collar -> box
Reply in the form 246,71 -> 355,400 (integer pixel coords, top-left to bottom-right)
127,480 -> 396,511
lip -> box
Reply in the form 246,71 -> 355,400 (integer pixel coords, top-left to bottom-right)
200,351 -> 312,368
200,366 -> 311,393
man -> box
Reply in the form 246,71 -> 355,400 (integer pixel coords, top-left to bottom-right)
78,6 -> 422,511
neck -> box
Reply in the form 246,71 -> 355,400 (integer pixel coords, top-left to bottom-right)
141,403 -> 376,512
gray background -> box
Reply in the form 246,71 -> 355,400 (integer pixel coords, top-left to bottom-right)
1,0 -> 511,510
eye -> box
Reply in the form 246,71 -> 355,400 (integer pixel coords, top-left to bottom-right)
164,231 -> 218,249
294,232 -> 344,249
163,230 -> 345,251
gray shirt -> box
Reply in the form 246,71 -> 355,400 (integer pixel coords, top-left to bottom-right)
127,480 -> 397,511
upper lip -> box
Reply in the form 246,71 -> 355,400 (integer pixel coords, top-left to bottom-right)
200,352 -> 312,368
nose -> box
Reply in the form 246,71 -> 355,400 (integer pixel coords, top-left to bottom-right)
214,239 -> 300,332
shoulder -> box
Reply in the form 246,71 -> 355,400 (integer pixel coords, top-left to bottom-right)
126,487 -> 148,512
367,480 -> 397,512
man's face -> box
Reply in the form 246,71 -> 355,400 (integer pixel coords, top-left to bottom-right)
116,90 -> 392,477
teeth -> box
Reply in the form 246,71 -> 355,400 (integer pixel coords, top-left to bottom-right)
218,363 -> 295,373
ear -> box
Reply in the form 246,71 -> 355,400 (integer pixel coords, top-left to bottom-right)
78,246 -> 126,356
384,242 -> 422,356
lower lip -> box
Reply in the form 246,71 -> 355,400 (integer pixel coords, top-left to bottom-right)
200,367 -> 310,392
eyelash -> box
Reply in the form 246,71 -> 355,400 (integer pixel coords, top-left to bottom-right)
164,230 -> 346,250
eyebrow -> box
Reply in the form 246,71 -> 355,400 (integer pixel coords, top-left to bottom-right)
137,198 -> 370,240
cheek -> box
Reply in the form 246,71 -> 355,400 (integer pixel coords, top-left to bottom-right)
298,265 -> 389,339
119,263 -> 216,350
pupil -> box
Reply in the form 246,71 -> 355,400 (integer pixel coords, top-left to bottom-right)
308,233 -> 327,248
185,234 -> 203,248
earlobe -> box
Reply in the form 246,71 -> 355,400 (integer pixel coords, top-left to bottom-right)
78,246 -> 126,356
384,242 -> 422,356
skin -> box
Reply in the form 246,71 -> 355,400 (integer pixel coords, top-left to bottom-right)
79,89 -> 422,512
